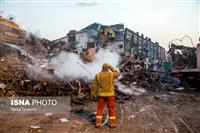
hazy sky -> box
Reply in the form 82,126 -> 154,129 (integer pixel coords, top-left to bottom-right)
0,0 -> 199,49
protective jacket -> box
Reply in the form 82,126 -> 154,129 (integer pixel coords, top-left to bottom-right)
91,67 -> 120,97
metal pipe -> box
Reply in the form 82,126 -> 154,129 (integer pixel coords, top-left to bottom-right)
168,35 -> 195,47
180,35 -> 195,47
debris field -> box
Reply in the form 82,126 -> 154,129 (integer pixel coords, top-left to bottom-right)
0,38 -> 200,133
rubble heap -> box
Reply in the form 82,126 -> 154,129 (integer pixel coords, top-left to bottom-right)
118,54 -> 180,91
0,54 -> 91,103
24,37 -> 68,58
0,38 -> 182,104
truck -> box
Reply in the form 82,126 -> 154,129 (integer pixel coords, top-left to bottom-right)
167,42 -> 200,89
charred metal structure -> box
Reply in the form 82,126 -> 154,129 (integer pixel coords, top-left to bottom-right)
168,43 -> 200,88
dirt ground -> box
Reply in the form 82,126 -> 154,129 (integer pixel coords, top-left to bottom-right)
0,91 -> 200,133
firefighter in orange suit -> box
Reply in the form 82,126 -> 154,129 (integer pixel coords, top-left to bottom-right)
91,63 -> 120,128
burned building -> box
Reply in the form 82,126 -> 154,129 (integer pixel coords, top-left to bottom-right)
124,28 -> 165,62
55,22 -> 166,64
66,22 -> 124,53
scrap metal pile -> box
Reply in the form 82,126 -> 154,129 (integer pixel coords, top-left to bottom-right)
169,43 -> 197,70
118,53 -> 180,92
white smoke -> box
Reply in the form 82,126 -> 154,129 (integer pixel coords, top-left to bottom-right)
51,49 -> 120,80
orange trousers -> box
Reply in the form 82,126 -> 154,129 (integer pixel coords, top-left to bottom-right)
96,96 -> 116,126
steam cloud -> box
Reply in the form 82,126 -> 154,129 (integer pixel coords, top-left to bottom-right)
51,49 -> 120,80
